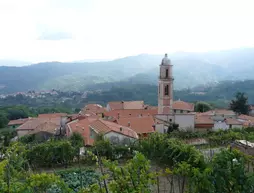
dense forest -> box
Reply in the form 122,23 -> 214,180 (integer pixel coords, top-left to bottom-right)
0,79 -> 253,110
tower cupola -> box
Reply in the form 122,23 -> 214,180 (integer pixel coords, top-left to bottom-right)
161,53 -> 171,65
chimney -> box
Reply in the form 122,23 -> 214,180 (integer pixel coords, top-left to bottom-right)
128,121 -> 131,127
117,113 -> 120,119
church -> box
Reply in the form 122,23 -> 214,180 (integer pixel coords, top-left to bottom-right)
155,54 -> 195,133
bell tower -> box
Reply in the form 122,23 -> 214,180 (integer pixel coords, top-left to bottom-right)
158,53 -> 174,114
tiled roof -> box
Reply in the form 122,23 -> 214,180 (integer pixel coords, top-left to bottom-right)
116,116 -> 155,134
16,117 -> 61,131
225,118 -> 242,125
38,113 -> 67,118
104,109 -> 158,119
238,114 -> 254,123
108,101 -> 144,110
195,115 -> 214,124
81,104 -> 106,115
8,118 -> 29,126
173,100 -> 194,111
90,119 -> 138,139
67,118 -> 97,146
200,109 -> 235,116
29,122 -> 58,134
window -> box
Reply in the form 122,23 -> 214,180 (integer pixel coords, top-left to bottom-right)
166,69 -> 168,78
180,110 -> 183,113
174,110 -> 176,113
90,128 -> 94,139
164,85 -> 169,96
169,119 -> 172,122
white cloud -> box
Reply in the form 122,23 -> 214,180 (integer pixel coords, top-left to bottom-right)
0,0 -> 254,63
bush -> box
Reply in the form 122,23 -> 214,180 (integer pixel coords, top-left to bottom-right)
26,139 -> 75,168
56,168 -> 99,192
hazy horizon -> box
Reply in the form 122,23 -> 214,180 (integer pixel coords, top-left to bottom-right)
0,0 -> 254,63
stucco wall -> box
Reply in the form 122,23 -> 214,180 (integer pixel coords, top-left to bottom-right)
213,121 -> 229,131
213,122 -> 242,131
249,110 -> 254,116
174,114 -> 195,131
17,130 -> 32,137
104,131 -> 135,145
155,114 -> 195,132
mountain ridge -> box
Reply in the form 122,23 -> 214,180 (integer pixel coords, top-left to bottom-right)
1,47 -> 254,94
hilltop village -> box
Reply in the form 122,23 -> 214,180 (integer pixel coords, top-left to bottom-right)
9,54 -> 254,145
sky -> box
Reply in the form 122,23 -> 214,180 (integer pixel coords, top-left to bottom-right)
0,0 -> 254,63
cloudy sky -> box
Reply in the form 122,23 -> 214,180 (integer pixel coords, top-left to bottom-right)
0,0 -> 253,63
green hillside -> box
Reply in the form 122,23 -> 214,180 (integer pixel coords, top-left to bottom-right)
1,80 -> 254,109
1,47 -> 254,94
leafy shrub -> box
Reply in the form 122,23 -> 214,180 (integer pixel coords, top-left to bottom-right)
56,168 -> 99,192
26,139 -> 75,168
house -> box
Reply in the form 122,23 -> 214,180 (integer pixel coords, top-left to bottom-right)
195,114 -> 214,132
172,100 -> 195,113
200,109 -> 236,119
106,101 -> 145,111
116,116 -> 155,138
213,118 -> 242,130
67,117 -> 138,146
8,118 -> 29,129
80,104 -> 106,118
249,105 -> 254,116
195,112 -> 243,131
16,117 -> 61,137
28,121 -> 59,141
104,109 -> 158,120
66,117 -> 97,146
89,119 -> 138,145
237,114 -> 254,127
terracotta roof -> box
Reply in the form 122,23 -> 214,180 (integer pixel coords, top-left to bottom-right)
8,118 -> 29,126
104,109 -> 158,119
173,100 -> 194,111
225,118 -> 242,125
116,116 -> 155,134
195,115 -> 214,124
90,119 -> 138,139
200,109 -> 235,116
238,114 -> 254,123
81,104 -> 106,115
29,122 -> 58,135
67,118 -> 97,146
38,113 -> 67,118
107,101 -> 144,110
16,117 -> 61,131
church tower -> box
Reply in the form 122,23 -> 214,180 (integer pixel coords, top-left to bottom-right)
158,54 -> 174,114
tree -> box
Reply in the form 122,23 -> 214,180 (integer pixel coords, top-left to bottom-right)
0,113 -> 8,128
230,92 -> 249,115
195,101 -> 212,112
167,123 -> 179,133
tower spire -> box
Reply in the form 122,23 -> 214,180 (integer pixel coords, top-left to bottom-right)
158,53 -> 174,114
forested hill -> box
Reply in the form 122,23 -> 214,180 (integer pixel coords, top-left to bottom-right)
1,80 -> 254,109
1,47 -> 254,94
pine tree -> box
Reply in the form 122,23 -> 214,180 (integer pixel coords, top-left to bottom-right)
229,92 -> 249,115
